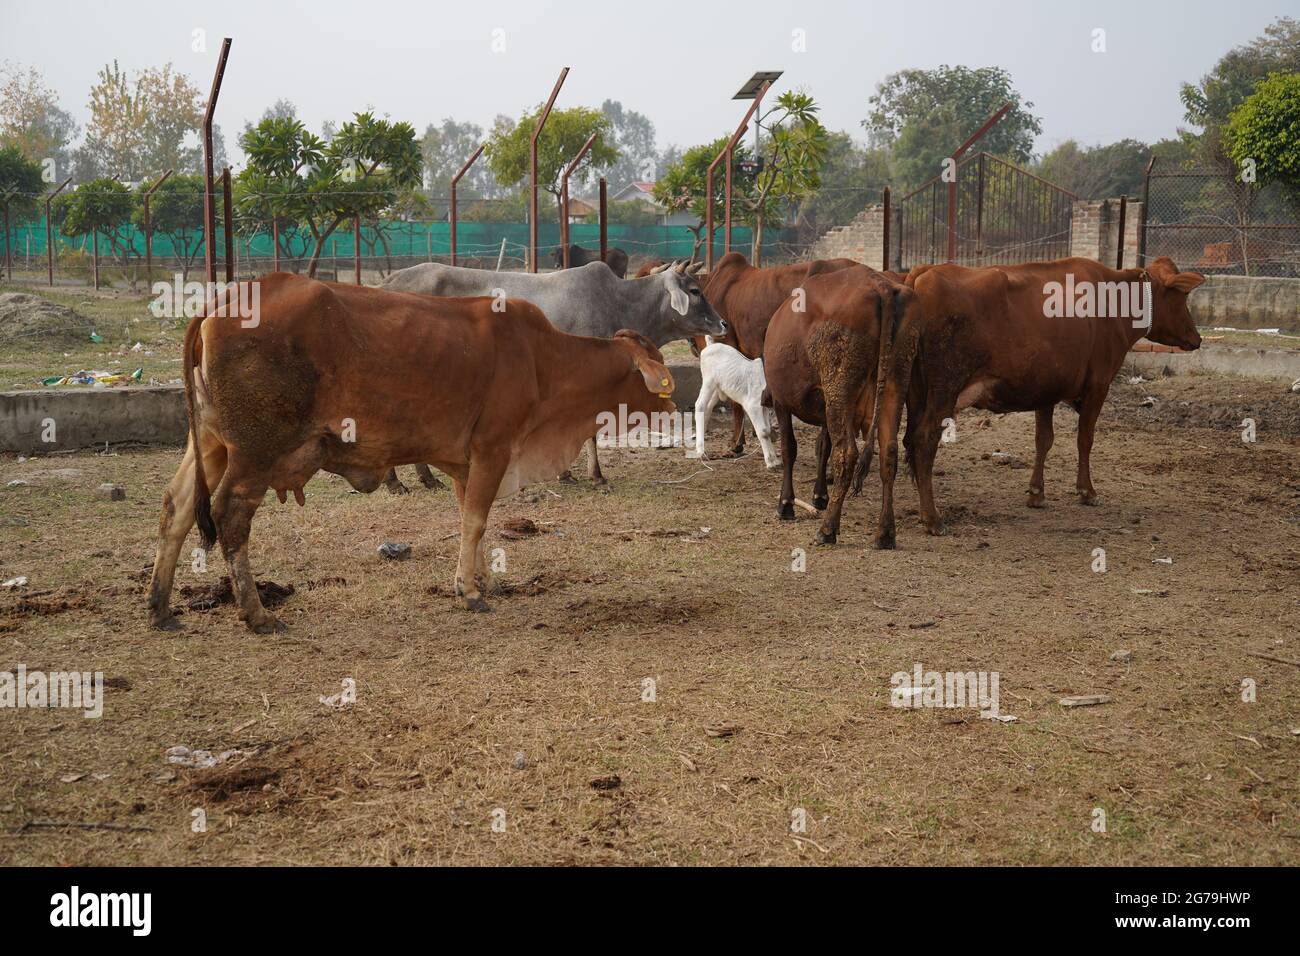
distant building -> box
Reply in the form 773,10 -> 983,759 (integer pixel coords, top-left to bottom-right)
608,182 -> 696,227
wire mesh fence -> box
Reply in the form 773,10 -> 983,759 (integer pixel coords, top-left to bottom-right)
1141,169 -> 1300,278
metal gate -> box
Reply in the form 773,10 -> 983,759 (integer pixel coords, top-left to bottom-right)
894,152 -> 1077,270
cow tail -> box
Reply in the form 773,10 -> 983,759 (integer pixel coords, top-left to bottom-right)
184,312 -> 218,551
853,288 -> 898,494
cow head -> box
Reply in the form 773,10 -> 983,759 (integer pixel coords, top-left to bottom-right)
648,260 -> 726,340
1144,257 -> 1204,351
612,329 -> 677,416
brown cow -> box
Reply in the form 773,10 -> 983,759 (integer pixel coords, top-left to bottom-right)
145,273 -> 676,632
764,264 -> 916,545
702,252 -> 860,507
872,256 -> 1204,540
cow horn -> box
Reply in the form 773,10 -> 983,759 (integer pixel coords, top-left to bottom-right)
673,260 -> 687,273
648,262 -> 671,275
687,261 -> 705,275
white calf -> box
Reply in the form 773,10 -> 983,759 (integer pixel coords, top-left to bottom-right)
693,338 -> 779,468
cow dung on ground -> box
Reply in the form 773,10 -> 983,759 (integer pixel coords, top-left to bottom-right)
0,292 -> 97,348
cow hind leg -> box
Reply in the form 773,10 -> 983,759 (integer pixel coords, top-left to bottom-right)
912,408 -> 949,537
585,438 -> 606,486
775,403 -> 798,520
1027,407 -> 1054,508
146,439 -> 228,630
729,400 -> 746,456
415,464 -> 444,490
812,427 -> 832,510
212,465 -> 280,634
816,401 -> 860,546
383,468 -> 409,495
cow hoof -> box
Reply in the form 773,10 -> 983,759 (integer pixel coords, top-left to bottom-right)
777,501 -> 796,521
463,596 -> 491,613
386,483 -> 410,496
925,522 -> 948,537
1078,491 -> 1100,506
591,476 -> 608,487
249,614 -> 286,634
149,612 -> 182,632
873,532 -> 896,550
1026,492 -> 1046,509
815,529 -> 837,546
730,444 -> 745,457
558,471 -> 577,483
812,495 -> 829,511
420,476 -> 444,491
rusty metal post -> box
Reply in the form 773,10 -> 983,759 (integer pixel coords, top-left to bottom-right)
530,67 -> 569,273
353,216 -> 361,284
945,101 -> 1012,261
881,187 -> 891,271
221,167 -> 234,282
203,38 -> 231,285
599,177 -> 607,262
92,229 -> 99,290
706,80 -> 770,271
449,143 -> 485,266
1138,156 -> 1155,266
1115,195 -> 1128,269
141,169 -> 173,287
559,132 -> 598,268
272,217 -> 279,272
45,176 -> 72,286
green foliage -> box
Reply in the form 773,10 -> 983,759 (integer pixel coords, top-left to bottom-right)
1035,139 -> 1151,199
653,135 -> 756,231
0,143 -> 45,221
1225,71 -> 1300,211
794,132 -> 891,237
236,111 -> 421,274
743,90 -> 830,262
1180,17 -> 1300,131
133,173 -> 206,277
56,177 -> 136,238
606,199 -> 659,227
864,65 -> 1041,189
485,105 -> 618,218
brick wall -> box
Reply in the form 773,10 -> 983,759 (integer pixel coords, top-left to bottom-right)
1070,199 -> 1142,268
808,204 -> 886,269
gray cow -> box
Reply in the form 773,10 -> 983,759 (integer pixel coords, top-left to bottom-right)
381,259 -> 724,487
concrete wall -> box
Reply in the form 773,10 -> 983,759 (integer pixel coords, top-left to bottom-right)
0,385 -> 188,454
1070,199 -> 1142,267
1188,276 -> 1300,333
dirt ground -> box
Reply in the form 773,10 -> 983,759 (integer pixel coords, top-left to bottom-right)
1,370 -> 1297,866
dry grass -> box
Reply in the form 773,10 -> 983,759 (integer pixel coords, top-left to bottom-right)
1,372 -> 1298,865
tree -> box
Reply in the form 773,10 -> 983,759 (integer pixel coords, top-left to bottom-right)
1180,17 -> 1300,133
421,117 -> 499,210
1036,139 -> 1151,199
864,65 -> 1041,189
133,173 -> 206,281
792,132 -> 891,243
54,177 -> 137,287
1225,72 -> 1300,214
741,91 -> 830,264
599,99 -> 659,190
0,62 -> 78,177
653,135 -> 759,262
76,60 -> 214,180
0,145 -> 44,279
237,112 -> 422,276
485,105 -> 618,228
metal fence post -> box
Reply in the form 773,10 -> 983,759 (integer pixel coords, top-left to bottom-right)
450,143 -> 485,266
530,67 -> 569,273
45,176 -> 72,286
203,38 -> 232,285
222,166 -> 234,282
1138,157 -> 1155,267
559,132 -> 598,268
1115,195 -> 1128,269
881,187 -> 890,271
599,178 -> 607,263
706,80 -> 770,270
141,169 -> 173,287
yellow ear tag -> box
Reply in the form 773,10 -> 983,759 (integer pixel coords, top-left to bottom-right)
658,377 -> 672,397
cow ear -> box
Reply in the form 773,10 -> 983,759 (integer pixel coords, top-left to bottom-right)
1168,272 -> 1205,294
666,277 -> 689,315
631,350 -> 674,397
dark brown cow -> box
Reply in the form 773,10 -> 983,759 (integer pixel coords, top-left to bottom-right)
553,244 -> 629,278
873,256 -> 1204,540
145,273 -> 676,632
701,252 -> 860,507
764,264 -> 916,545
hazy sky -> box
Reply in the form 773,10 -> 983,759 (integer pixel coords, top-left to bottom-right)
3,0 -> 1296,166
